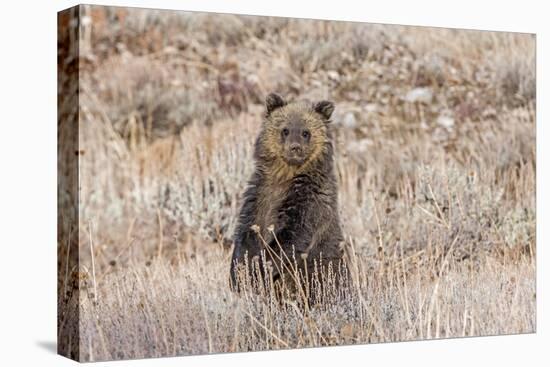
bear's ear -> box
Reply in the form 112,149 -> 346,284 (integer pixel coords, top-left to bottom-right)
265,93 -> 286,116
313,100 -> 335,121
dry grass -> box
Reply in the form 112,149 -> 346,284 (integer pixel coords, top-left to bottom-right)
77,249 -> 534,360
57,5 -> 535,362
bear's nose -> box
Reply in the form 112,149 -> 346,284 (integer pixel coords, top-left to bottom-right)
290,143 -> 302,154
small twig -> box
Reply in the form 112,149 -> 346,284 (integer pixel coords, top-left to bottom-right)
427,183 -> 449,229
156,209 -> 164,260
399,240 -> 413,329
416,204 -> 447,226
88,220 -> 98,302
63,226 -> 72,299
370,192 -> 384,252
199,295 -> 213,353
242,310 -> 289,348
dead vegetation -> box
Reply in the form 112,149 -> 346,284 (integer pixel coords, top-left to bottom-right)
57,5 -> 535,362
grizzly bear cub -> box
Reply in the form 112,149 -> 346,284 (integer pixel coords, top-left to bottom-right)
229,93 -> 348,302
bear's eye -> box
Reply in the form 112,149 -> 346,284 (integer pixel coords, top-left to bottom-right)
282,128 -> 290,137
302,130 -> 310,139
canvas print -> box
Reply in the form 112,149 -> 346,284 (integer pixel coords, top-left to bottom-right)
57,5 -> 536,362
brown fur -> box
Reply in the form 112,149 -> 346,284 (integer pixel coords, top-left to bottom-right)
258,101 -> 329,181
230,93 -> 347,302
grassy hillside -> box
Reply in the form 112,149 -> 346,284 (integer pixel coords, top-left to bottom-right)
58,6 -> 535,361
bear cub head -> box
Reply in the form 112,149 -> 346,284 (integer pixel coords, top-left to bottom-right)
257,93 -> 335,169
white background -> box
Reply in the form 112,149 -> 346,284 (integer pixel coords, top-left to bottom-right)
0,0 -> 547,365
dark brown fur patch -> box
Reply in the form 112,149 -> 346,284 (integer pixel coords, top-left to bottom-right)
230,94 -> 347,303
